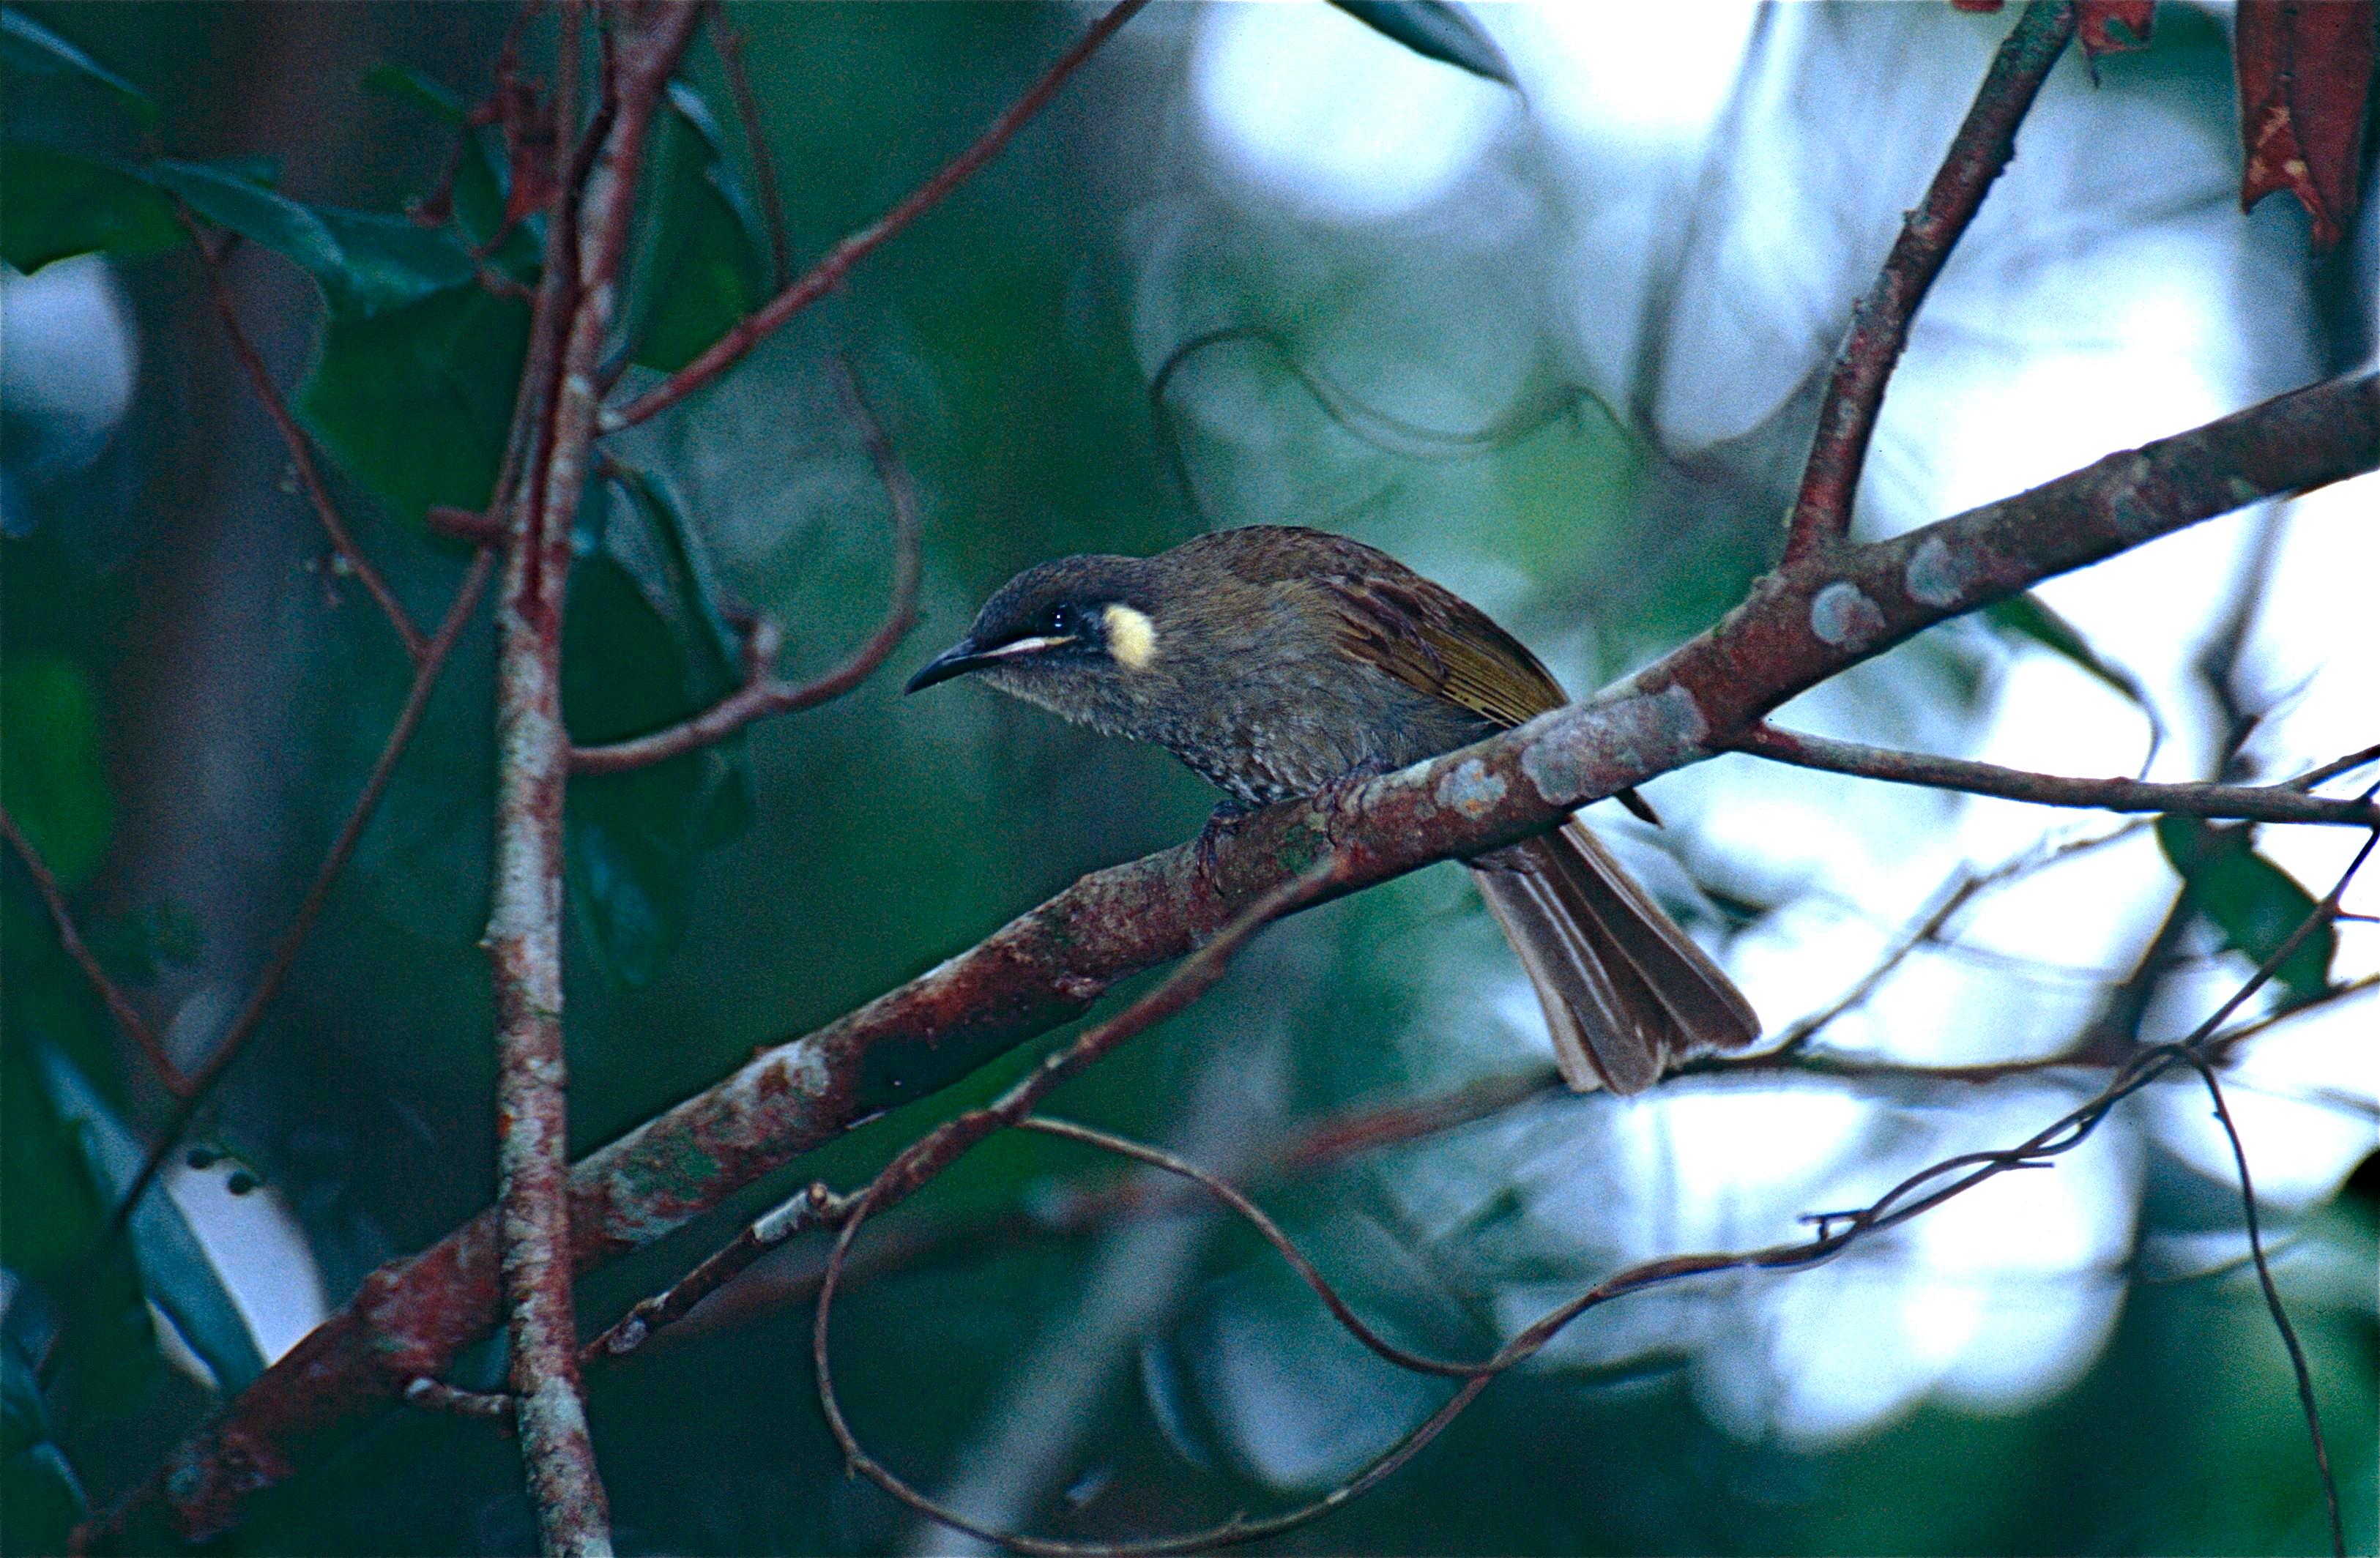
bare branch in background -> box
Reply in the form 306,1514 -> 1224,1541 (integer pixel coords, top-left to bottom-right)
0,806 -> 187,1094
182,212 -> 432,663
87,370 -> 2376,1550
1729,723 -> 2380,827
706,1 -> 789,288
569,360 -> 922,774
600,0 -> 1150,432
816,832 -> 2369,1555
1782,1 -> 2078,563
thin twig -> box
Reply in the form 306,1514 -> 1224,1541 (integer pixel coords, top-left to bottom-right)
2288,740 -> 2380,791
1730,723 -> 2380,827
181,209 -> 432,663
404,1376 -> 514,1431
2182,1053 -> 2344,1558
0,808 -> 189,1094
1781,1 -> 2078,562
601,0 -> 1149,433
570,360 -> 922,774
107,550 -> 498,1239
810,830 -> 2376,1557
582,1181 -> 846,1363
706,1 -> 790,288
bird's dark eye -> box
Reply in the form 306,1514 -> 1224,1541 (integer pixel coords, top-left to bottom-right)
1044,603 -> 1079,638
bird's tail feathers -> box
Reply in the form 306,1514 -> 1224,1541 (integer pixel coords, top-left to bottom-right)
1472,821 -> 1758,1095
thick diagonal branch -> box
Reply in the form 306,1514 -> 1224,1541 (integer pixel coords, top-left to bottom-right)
85,373 -> 2379,1550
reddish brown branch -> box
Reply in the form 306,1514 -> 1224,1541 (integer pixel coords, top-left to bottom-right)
1782,1 -> 2078,564
570,362 -> 922,774
85,373 -> 2380,1549
183,211 -> 432,662
483,11 -> 699,1557
0,806 -> 188,1094
600,0 -> 1149,433
1730,723 -> 2380,827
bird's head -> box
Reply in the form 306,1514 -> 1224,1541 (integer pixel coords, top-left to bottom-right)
904,554 -> 1168,719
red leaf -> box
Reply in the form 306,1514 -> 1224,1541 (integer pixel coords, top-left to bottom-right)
2236,0 -> 2377,247
1949,0 -> 2007,12
2078,0 -> 2155,56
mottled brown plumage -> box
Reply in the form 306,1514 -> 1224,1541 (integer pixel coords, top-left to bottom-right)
907,525 -> 1759,1092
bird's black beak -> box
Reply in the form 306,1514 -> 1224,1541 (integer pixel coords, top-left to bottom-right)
904,631 -> 1080,693
904,638 -> 992,694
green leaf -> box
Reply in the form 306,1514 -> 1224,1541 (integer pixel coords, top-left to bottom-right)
562,476 -> 754,985
360,61 -> 468,124
151,160 -> 475,318
296,283 -> 531,529
620,83 -> 768,373
1327,1 -> 1517,87
1,1441 -> 87,1554
1985,594 -> 2163,761
2154,816 -> 2336,1002
33,1044 -> 268,1395
0,653 -> 111,890
1,9 -> 155,122
0,144 -> 181,272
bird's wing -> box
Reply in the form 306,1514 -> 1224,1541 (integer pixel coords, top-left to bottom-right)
1315,572 -> 1566,727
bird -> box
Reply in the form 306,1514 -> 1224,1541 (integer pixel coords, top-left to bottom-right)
904,524 -> 1760,1094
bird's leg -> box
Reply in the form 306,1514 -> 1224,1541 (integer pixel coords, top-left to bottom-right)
1193,797 -> 1260,884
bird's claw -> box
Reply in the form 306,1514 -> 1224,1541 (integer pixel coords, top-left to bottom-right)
1194,800 -> 1259,884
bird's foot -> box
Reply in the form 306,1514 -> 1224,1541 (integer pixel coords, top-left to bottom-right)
1312,760 -> 1392,851
1194,798 -> 1260,884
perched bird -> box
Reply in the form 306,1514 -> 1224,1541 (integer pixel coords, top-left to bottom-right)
905,525 -> 1758,1094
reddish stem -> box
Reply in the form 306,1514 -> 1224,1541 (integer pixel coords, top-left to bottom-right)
0,807 -> 188,1094
1781,1 -> 2078,564
185,211 -> 432,662
601,0 -> 1148,432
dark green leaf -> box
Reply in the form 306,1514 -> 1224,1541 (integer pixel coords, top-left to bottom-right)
0,1040 -> 107,1278
296,283 -> 530,529
2154,816 -> 2335,1002
1327,1 -> 1517,87
0,653 -> 111,890
1985,594 -> 2163,761
1,9 -> 155,122
152,160 -> 475,318
34,1044 -> 267,1394
0,144 -> 181,272
360,60 -> 468,124
1,1441 -> 88,1552
561,479 -> 754,985
620,84 -> 767,373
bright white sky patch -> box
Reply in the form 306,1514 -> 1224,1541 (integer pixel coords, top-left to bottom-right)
1192,2 -> 1511,222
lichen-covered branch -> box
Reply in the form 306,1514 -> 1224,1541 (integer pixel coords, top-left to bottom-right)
1782,1 -> 2078,563
483,10 -> 699,1557
83,373 -> 2379,1549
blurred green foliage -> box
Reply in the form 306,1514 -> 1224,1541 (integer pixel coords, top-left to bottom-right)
1,4 -> 2370,1557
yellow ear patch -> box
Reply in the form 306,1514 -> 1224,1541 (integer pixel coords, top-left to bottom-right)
1103,603 -> 1158,669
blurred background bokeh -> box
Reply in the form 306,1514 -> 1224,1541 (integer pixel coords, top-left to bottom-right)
4,4 -> 2374,1554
